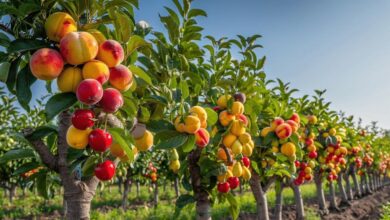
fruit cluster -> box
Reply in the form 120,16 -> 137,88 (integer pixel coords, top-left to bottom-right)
31,12 -> 139,182
145,162 -> 158,182
214,93 -> 252,193
174,106 -> 210,148
169,149 -> 180,173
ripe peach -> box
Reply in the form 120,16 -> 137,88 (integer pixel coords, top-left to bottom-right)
44,12 -> 77,42
238,133 -> 251,144
307,115 -> 318,124
82,60 -> 110,84
57,66 -> 83,92
223,133 -> 237,148
184,115 -> 201,134
60,31 -> 98,65
231,140 -> 243,154
286,120 -> 299,132
135,130 -> 154,151
219,110 -> 235,126
237,114 -> 248,126
217,95 -> 232,109
260,127 -> 272,137
289,113 -> 300,124
231,101 -> 244,115
281,142 -> 296,157
270,117 -> 284,131
242,143 -> 253,156
174,117 -> 186,133
29,48 -> 64,80
195,128 -> 210,148
189,106 -> 207,122
66,125 -> 92,149
275,123 -> 292,139
97,40 -> 124,67
110,143 -> 125,158
76,79 -> 103,105
230,120 -> 245,136
109,65 -> 133,91
87,29 -> 106,45
98,88 -> 123,113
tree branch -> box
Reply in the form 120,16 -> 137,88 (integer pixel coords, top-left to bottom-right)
23,128 -> 58,172
57,111 -> 75,188
263,176 -> 277,192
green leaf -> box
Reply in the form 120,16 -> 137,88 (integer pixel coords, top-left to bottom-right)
154,130 -> 188,150
129,65 -> 152,85
26,125 -> 58,141
180,80 -> 189,100
0,148 -> 35,164
7,39 -> 49,54
205,107 -> 218,126
181,134 -> 195,153
36,172 -> 49,199
0,62 -> 10,82
16,66 -> 36,111
82,155 -> 99,177
127,35 -> 150,55
109,128 -> 134,162
147,120 -> 175,133
226,193 -> 239,220
176,194 -> 195,209
45,93 -> 77,121
187,9 -> 207,18
13,162 -> 40,176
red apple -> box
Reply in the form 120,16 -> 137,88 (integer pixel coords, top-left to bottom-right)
227,177 -> 240,190
98,88 -> 123,113
217,182 -> 230,193
308,151 -> 318,159
94,160 -> 115,181
89,129 -> 112,152
76,79 -> 103,105
71,109 -> 95,130
294,178 -> 304,185
295,160 -> 301,168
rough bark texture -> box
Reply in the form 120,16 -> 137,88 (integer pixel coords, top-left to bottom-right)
350,165 -> 361,198
337,173 -> 350,206
328,181 -> 339,210
174,177 -> 180,198
9,185 -> 16,202
249,172 -> 270,220
314,172 -> 329,215
292,183 -> 305,220
344,173 -> 354,200
122,170 -> 132,209
189,148 -> 211,220
273,182 -> 283,220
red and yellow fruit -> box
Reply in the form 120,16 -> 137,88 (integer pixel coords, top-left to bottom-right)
66,125 -> 92,149
195,128 -> 210,148
76,79 -> 103,105
281,142 -> 296,157
275,123 -> 292,139
82,60 -> 110,84
109,65 -> 133,91
97,40 -> 124,67
45,12 -> 77,42
219,110 -> 235,126
29,48 -> 64,80
217,95 -> 231,109
134,130 -> 154,151
98,88 -> 123,113
57,66 -> 83,92
60,31 -> 98,65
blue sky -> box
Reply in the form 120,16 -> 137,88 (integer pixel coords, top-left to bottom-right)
132,0 -> 390,129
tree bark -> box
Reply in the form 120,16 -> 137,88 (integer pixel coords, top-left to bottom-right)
350,165 -> 361,198
314,171 -> 329,215
343,173 -> 353,200
249,172 -> 270,220
8,185 -> 16,202
174,177 -> 180,198
122,171 -> 132,209
136,181 -> 140,199
337,173 -> 350,206
189,148 -> 211,220
328,181 -> 338,210
292,183 -> 305,220
153,182 -> 159,207
273,181 -> 283,220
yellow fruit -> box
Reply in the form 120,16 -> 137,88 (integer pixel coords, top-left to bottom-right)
248,140 -> 255,149
184,115 -> 201,134
242,166 -> 251,180
307,144 -> 316,152
323,132 -> 329,138
261,160 -> 267,168
308,160 -> 316,168
45,12 -> 77,42
135,130 -> 154,151
327,146 -> 334,153
223,133 -> 237,148
230,120 -> 245,136
329,128 -> 336,136
219,110 -> 235,126
281,142 -> 296,157
308,133 -> 315,139
190,106 -> 207,122
226,169 -> 233,178
86,29 -> 106,45
217,95 -> 232,109
217,147 -> 231,161
231,101 -> 244,115
239,133 -> 251,144
272,146 -> 279,153
110,143 -> 125,157
169,160 -> 180,173
231,140 -> 243,155
217,173 -> 226,183
57,66 -> 83,93
66,125 -> 92,149
304,167 -> 312,174
260,127 -> 272,137
174,117 -> 186,133
201,120 -> 207,129
242,143 -> 253,157
268,159 -> 275,166
308,115 -> 317,124
233,162 -> 243,177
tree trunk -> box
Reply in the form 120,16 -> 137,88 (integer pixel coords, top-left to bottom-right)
153,182 -> 159,207
174,177 -> 180,198
343,173 -> 353,200
292,183 -> 305,220
239,182 -> 243,194
122,172 -> 132,209
189,148 -> 211,220
136,181 -> 140,199
8,185 -> 16,202
314,172 -> 329,215
249,172 -> 269,220
337,173 -> 350,206
273,181 -> 283,220
328,181 -> 338,210
350,165 -> 361,198
118,176 -> 123,194
360,173 -> 366,195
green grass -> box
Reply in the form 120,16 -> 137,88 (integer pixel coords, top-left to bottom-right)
0,182 -> 322,219
381,202 -> 390,220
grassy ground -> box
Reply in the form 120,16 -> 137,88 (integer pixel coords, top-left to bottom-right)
0,182 -> 323,219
